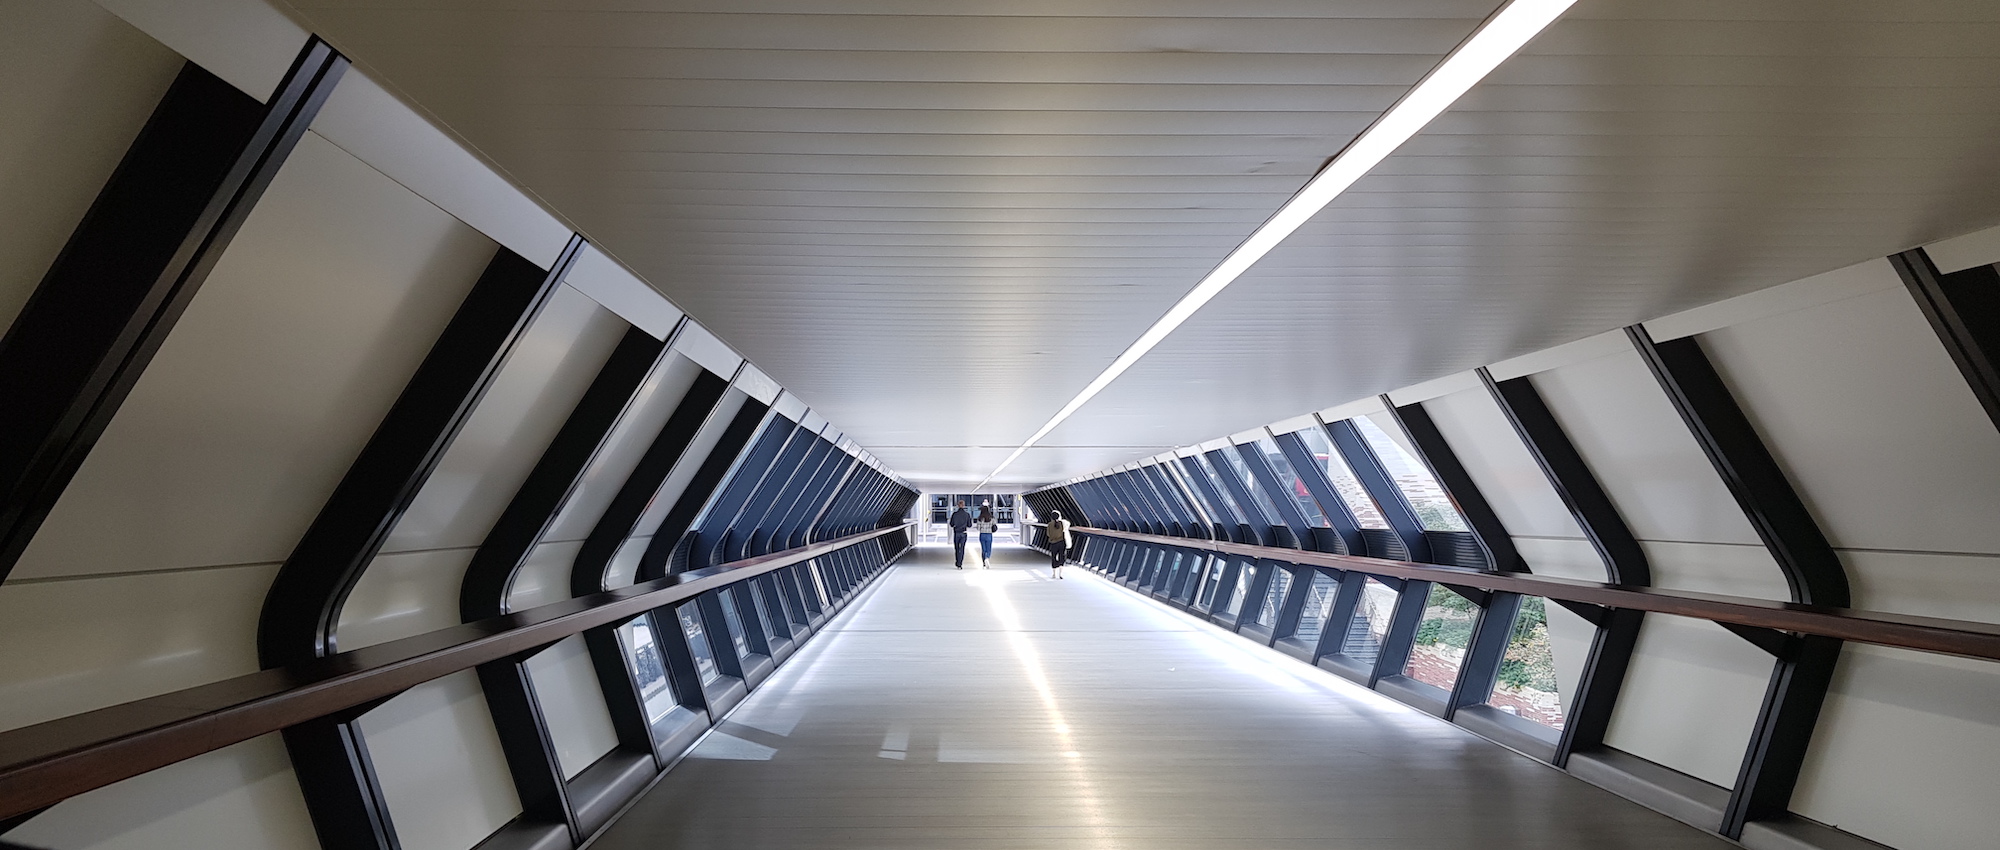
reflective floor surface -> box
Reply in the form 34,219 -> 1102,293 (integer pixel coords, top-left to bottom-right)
593,544 -> 1730,849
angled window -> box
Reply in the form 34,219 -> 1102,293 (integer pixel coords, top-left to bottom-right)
1342,578 -> 1401,666
1353,417 -> 1468,531
1190,455 -> 1250,525
1404,584 -> 1477,691
1292,572 -> 1341,648
617,615 -> 681,723
1293,426 -> 1390,529
1226,560 -> 1258,618
1492,596 -> 1567,729
1195,557 -> 1224,609
718,588 -> 755,660
1254,436 -> 1330,528
1217,445 -> 1285,524
676,603 -> 722,685
1166,460 -> 1223,525
1256,567 -> 1293,627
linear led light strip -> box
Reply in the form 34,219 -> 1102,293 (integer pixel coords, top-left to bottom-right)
975,0 -> 1577,491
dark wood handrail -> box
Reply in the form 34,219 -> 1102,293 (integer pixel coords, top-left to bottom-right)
0,524 -> 913,820
1049,524 -> 2000,664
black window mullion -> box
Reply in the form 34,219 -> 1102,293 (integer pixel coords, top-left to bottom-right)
0,41 -> 347,587
1628,324 -> 1849,839
261,228 -> 581,850
636,395 -> 776,580
569,368 -> 733,595
1204,449 -> 1271,545
742,432 -> 834,557
690,414 -> 804,568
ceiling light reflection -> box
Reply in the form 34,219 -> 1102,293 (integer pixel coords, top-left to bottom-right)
977,0 -> 1578,489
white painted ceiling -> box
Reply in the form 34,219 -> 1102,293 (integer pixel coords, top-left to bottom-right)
285,0 -> 2000,492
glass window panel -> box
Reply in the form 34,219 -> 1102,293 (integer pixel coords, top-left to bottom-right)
718,589 -> 753,659
1492,597 -> 1567,729
1257,567 -> 1293,627
1149,466 -> 1199,525
1218,447 -> 1284,524
617,616 -> 677,723
1404,584 -> 1477,690
1196,557 -> 1222,608
1226,562 -> 1257,617
1256,437 -> 1329,528
1292,573 -> 1340,647
807,559 -> 830,606
1192,456 -> 1249,525
749,582 -> 781,644
1165,462 -> 1218,525
1293,427 -> 1390,529
676,603 -> 722,685
1344,578 -> 1400,666
1353,417 -> 1468,531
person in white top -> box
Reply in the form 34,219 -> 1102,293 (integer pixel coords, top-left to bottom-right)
973,503 -> 998,568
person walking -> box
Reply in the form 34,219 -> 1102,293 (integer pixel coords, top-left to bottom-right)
948,500 -> 974,569
974,503 -> 998,568
1045,510 -> 1072,579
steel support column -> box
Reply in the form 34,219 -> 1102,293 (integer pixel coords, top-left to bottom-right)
1628,324 -> 1850,838
1476,369 -> 1652,763
1889,247 -> 2000,432
257,232 -> 582,850
0,41 -> 345,584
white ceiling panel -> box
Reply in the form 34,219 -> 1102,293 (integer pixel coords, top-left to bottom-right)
286,0 -> 2000,492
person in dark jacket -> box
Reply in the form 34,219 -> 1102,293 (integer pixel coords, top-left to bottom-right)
948,500 -> 974,569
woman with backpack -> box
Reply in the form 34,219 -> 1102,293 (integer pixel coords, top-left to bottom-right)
1045,511 -> 1072,579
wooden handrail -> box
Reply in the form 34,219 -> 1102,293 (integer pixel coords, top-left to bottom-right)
0,524 -> 913,820
1050,524 -> 2000,664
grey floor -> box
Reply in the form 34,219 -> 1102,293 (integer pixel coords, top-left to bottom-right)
594,544 -> 1731,849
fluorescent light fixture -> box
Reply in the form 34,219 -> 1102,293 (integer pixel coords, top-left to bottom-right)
976,0 -> 1575,490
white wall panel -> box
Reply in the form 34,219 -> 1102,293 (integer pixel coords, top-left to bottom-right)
523,636 -> 620,779
632,390 -> 754,533
1413,388 -> 1584,544
0,0 -> 180,336
358,671 -> 521,850
338,547 -> 472,651
1926,221 -> 2000,274
669,321 -> 742,379
1792,646 -> 2000,850
602,538 -> 649,591
93,0 -> 306,100
563,243 -> 684,339
1842,549 -> 2000,624
1510,536 -> 1605,584
737,364 -> 781,405
0,565 -> 272,732
1528,351 -> 1776,566
383,284 -> 627,553
543,353 -> 709,543
1603,615 -> 1774,788
1542,601 -> 1593,716
8,734 -> 316,850
506,540 -> 584,611
15,131 -> 494,580
310,69 -> 575,268
1700,285 -> 2000,557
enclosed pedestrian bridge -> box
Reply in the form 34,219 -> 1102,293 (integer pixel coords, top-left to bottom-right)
4,1 -> 2000,849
